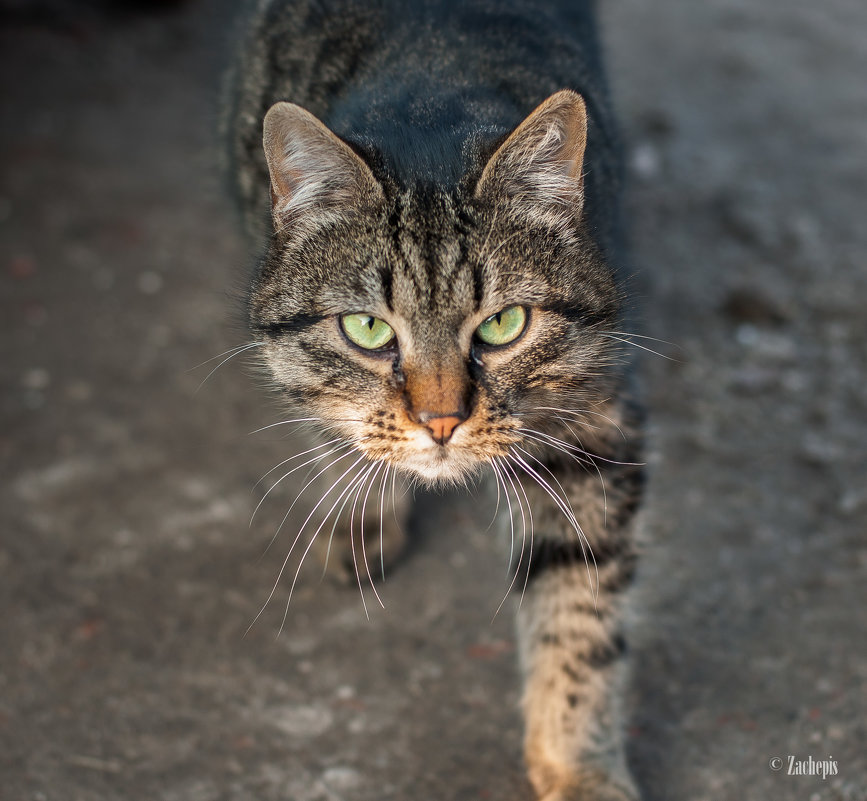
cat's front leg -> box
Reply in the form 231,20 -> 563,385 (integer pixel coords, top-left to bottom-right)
518,564 -> 638,801
513,433 -> 643,801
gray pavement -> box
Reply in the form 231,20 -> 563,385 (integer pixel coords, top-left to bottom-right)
1,1 -> 865,800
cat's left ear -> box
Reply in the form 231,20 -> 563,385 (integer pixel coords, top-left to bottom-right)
475,89 -> 587,226
263,102 -> 383,230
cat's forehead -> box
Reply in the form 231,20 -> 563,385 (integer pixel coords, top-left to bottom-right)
305,185 -> 560,338
379,187 -> 538,316
386,190 -> 475,320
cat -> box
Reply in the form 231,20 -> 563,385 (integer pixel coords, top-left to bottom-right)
225,1 -> 645,798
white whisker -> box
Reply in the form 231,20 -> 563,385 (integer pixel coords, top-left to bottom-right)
250,441 -> 355,530
281,460 -> 377,632
248,418 -> 324,435
347,461 -> 379,620
486,457 -> 504,534
320,473 -> 355,580
501,457 -> 535,608
521,427 -> 614,525
490,459 -> 513,571
512,446 -> 599,602
193,342 -> 265,393
600,330 -> 679,348
600,333 -> 677,361
378,463 -> 391,581
252,437 -> 345,491
521,428 -> 642,468
245,452 -> 368,638
492,456 -> 530,620
188,341 -> 265,372
359,461 -> 386,610
520,428 -> 609,525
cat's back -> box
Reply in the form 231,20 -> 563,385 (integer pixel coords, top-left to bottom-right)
227,0 -> 619,244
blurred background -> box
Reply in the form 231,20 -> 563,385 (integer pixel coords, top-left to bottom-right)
1,1 -> 865,799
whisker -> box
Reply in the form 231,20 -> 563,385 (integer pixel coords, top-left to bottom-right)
489,459 -> 513,570
548,406 -> 627,441
492,456 -> 529,620
359,461 -> 386,610
486,458 -> 504,534
250,441 -> 355,530
520,429 -> 612,525
600,330 -> 679,348
248,418 -> 324,435
525,405 -> 604,434
520,428 -> 642,468
320,465 -> 361,581
281,460 -> 377,633
193,342 -> 265,393
390,468 -> 400,528
270,448 -> 369,551
519,428 -> 594,469
501,457 -> 535,609
244,451 -> 368,637
187,341 -> 265,372
512,446 -> 599,602
252,437 -> 345,491
346,461 -> 380,621
519,427 -> 610,525
248,416 -> 368,437
600,333 -> 677,361
553,413 -> 602,434
377,463 -> 391,581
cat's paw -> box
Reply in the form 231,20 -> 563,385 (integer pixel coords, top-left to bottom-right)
314,513 -> 406,585
538,781 -> 639,801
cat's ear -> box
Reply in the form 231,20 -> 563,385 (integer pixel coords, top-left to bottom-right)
263,102 -> 382,229
475,90 -> 587,227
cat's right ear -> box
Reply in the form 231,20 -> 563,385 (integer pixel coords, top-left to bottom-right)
474,90 -> 588,230
263,102 -> 382,231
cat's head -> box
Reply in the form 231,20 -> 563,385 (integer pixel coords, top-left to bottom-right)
249,90 -> 623,486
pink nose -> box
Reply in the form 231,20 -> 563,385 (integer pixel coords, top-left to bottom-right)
424,415 -> 463,445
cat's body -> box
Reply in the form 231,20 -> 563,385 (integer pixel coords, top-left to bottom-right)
226,1 -> 645,798
227,0 -> 622,255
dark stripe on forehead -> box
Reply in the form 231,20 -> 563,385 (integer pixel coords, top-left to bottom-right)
379,265 -> 394,311
452,205 -> 481,312
388,197 -> 403,258
472,260 -> 484,311
394,194 -> 430,305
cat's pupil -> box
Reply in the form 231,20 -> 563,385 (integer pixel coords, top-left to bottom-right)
494,312 -> 502,325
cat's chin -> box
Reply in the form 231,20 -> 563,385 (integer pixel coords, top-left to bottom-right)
393,446 -> 485,488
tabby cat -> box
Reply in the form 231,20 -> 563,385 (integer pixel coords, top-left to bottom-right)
226,0 -> 645,798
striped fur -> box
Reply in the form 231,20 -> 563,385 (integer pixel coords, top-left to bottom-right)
226,1 -> 644,798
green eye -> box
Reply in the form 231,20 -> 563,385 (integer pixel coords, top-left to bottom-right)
341,313 -> 396,350
475,305 -> 527,346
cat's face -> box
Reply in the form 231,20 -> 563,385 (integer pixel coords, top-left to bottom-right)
249,91 -> 621,486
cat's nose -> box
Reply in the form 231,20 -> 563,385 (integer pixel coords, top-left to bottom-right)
418,412 -> 465,445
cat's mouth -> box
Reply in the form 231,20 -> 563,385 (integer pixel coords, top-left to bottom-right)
325,404 -> 520,486
367,422 -> 515,486
394,444 -> 482,484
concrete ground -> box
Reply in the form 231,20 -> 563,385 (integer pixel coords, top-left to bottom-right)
1,1 -> 865,800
